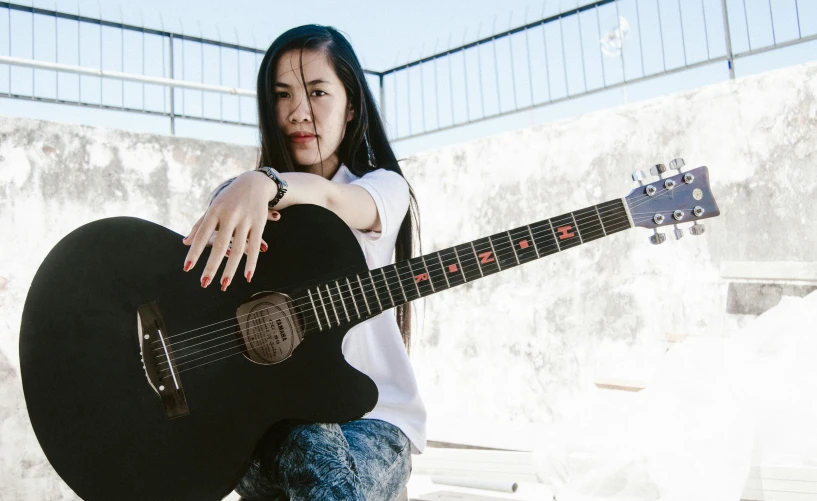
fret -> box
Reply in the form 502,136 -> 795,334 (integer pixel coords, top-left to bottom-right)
408,257 -> 434,297
508,226 -> 538,264
392,264 -> 408,303
599,199 -> 631,234
507,231 -> 520,265
424,254 -> 448,292
452,247 -> 468,282
436,252 -> 451,288
528,220 -> 558,257
547,219 -> 561,252
325,284 -> 340,327
574,206 -> 605,243
454,243 -> 480,282
315,286 -> 332,328
368,271 -> 384,311
550,213 -> 582,250
570,213 -> 584,244
471,237 -> 501,276
526,225 -> 540,258
420,256 -> 436,293
469,242 -> 484,278
395,260 -> 422,302
487,237 -> 502,271
379,268 -> 396,309
346,277 -> 361,319
437,248 -> 466,288
306,289 -> 323,331
486,231 -> 516,270
594,205 -> 607,236
357,275 -> 372,315
335,280 -> 350,322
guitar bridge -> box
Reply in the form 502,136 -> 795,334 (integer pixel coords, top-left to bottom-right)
137,301 -> 190,419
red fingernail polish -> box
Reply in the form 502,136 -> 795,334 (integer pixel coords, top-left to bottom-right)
184,260 -> 192,272
246,271 -> 252,282
201,277 -> 210,288
260,243 -> 268,252
221,277 -> 230,291
226,249 -> 231,256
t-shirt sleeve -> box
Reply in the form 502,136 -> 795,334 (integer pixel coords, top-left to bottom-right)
349,168 -> 410,242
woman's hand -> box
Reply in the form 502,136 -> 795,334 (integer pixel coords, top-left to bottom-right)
181,171 -> 281,291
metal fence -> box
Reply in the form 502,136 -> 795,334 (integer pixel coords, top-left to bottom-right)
1,0 -> 815,142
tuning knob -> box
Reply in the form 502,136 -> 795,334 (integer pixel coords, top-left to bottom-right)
669,158 -> 685,170
650,163 -> 668,177
649,230 -> 666,245
632,170 -> 647,185
688,222 -> 706,236
673,226 -> 684,240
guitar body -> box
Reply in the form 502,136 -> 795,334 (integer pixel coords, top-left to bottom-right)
19,204 -> 378,501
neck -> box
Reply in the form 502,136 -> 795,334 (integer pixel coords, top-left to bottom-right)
292,197 -> 634,336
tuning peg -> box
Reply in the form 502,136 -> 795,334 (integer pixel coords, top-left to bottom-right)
649,163 -> 668,177
649,229 -> 666,245
669,158 -> 685,170
673,225 -> 684,240
631,170 -> 647,185
688,222 -> 706,236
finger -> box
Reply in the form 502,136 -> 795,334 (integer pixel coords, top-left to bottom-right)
182,213 -> 206,245
244,219 -> 267,283
268,210 -> 281,221
183,212 -> 219,276
220,222 -> 251,291
200,221 -> 235,288
241,237 -> 267,254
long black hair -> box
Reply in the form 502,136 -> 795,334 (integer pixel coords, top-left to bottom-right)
208,24 -> 421,353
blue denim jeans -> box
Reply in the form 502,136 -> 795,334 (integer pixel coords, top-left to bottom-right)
235,418 -> 412,501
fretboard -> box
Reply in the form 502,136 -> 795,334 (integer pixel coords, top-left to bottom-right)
295,198 -> 632,335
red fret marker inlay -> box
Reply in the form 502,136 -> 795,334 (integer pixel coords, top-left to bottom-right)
557,225 -> 575,240
415,273 -> 429,283
448,264 -> 458,273
519,239 -> 529,249
478,251 -> 495,264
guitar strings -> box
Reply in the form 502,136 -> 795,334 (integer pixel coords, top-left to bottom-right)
152,186 -> 683,367
157,210 -> 672,377
163,211 -> 666,376
154,200 -> 634,353
154,183 -> 680,354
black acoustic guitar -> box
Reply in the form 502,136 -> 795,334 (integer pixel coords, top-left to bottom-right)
19,162 -> 719,500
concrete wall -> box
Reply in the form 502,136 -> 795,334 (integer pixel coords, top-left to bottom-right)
1,60 -> 815,499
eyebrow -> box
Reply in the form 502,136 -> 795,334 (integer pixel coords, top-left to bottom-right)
274,79 -> 329,88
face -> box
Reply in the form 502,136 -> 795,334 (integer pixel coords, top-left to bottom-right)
273,48 -> 354,177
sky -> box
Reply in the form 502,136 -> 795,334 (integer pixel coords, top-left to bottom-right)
1,0 -> 815,159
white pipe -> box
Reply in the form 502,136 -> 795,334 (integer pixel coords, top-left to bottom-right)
0,55 -> 256,97
431,476 -> 518,493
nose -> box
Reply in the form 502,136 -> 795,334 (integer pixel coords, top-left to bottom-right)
288,94 -> 313,123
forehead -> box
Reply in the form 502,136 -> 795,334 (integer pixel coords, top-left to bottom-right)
274,49 -> 338,85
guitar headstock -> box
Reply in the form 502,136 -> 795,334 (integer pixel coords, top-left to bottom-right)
624,158 -> 720,244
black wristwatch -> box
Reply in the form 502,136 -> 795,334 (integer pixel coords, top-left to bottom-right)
256,166 -> 288,209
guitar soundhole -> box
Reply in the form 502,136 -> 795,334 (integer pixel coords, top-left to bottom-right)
236,292 -> 303,365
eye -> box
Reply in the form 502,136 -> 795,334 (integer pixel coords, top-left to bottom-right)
275,90 -> 326,98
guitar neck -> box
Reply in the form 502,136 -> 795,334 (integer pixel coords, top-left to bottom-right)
296,197 -> 633,334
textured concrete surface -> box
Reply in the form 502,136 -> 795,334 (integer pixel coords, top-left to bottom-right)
1,60 -> 816,499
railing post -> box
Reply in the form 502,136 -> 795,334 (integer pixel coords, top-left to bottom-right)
168,33 -> 176,135
720,0 -> 735,79
379,73 -> 386,126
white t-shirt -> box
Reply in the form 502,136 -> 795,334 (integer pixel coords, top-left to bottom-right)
330,163 -> 427,455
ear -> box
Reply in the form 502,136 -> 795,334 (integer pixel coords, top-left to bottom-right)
346,101 -> 354,123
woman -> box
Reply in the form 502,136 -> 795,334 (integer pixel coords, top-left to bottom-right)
180,24 -> 425,501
